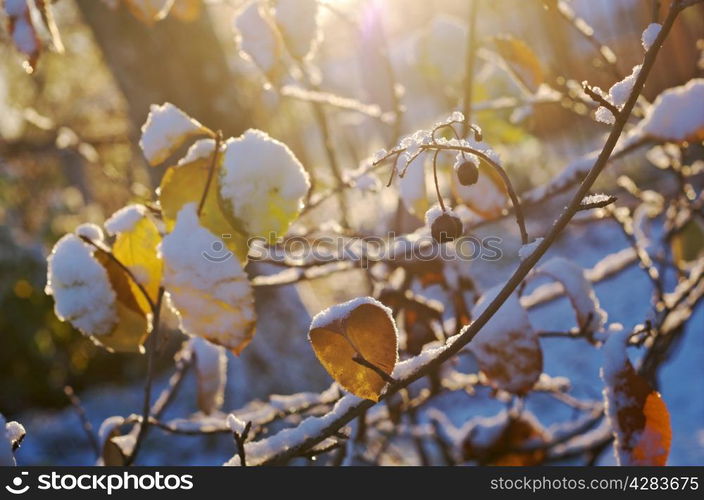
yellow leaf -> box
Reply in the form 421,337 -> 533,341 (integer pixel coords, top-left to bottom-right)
112,216 -> 163,315
493,35 -> 545,92
309,298 -> 398,401
170,0 -> 201,22
94,248 -> 149,353
159,149 -> 248,262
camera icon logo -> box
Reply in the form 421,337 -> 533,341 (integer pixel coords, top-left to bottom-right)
202,235 -> 234,263
5,471 -> 29,495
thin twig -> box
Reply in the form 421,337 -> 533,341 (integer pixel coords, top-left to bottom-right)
582,83 -> 619,117
64,386 -> 100,457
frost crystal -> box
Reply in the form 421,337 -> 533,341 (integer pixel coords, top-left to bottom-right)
45,234 -> 117,337
219,129 -> 310,239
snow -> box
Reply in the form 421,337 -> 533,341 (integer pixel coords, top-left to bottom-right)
177,138 -> 217,166
234,1 -> 281,76
74,223 -> 104,242
139,103 -> 205,166
310,296 -> 395,332
632,79 -> 704,142
45,234 -> 117,338
424,204 -> 455,226
189,337 -> 227,415
600,327 -> 630,384
595,65 -> 642,124
453,151 -> 479,171
158,204 -> 255,352
5,420 -> 25,447
534,257 -> 607,333
274,0 -> 319,60
227,414 -> 247,435
519,237 -> 543,261
219,129 -> 310,239
225,394 -> 363,466
104,204 -> 147,235
641,23 -> 661,51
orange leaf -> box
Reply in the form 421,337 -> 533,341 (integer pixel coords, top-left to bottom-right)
493,35 -> 545,92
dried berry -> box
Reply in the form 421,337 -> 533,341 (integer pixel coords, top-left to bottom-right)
431,212 -> 463,243
456,161 -> 479,186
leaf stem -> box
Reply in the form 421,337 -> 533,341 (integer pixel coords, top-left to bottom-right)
197,130 -> 223,217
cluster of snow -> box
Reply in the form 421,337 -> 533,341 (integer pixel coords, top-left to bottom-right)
534,257 -> 607,333
219,129 -> 310,239
159,204 -> 255,352
310,296 -> 396,332
453,151 -> 479,171
234,1 -> 281,77
189,337 -> 228,415
45,234 -> 118,338
226,414 -> 247,435
595,65 -> 642,124
423,204 -> 454,226
139,103 -> 206,166
104,204 -> 147,235
74,223 -> 104,242
641,23 -> 661,51
518,237 -> 544,261
273,0 -> 319,60
177,138 -> 218,166
631,78 -> 704,142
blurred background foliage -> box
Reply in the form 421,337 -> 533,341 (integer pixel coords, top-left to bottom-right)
0,0 -> 702,417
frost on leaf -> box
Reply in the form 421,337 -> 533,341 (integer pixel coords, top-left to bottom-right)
468,287 -> 541,394
632,79 -> 704,143
219,129 -> 310,242
106,205 -> 163,315
159,203 -> 256,354
124,0 -> 174,25
189,337 -> 227,415
45,235 -> 118,340
160,139 -> 249,262
234,1 -> 284,82
534,257 -> 607,333
309,297 -> 398,401
273,0 -> 319,61
5,0 -> 41,73
492,35 -> 545,92
601,329 -> 671,465
139,103 -> 209,166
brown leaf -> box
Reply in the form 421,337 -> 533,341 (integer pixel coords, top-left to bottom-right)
309,298 -> 398,401
493,35 -> 545,92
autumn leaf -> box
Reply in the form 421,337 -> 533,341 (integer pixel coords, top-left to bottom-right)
124,0 -> 174,25
170,0 -> 201,22
139,102 -> 211,166
463,414 -> 548,466
159,139 -> 249,262
601,330 -> 671,465
309,297 -> 398,401
493,35 -> 545,92
469,287 -> 542,394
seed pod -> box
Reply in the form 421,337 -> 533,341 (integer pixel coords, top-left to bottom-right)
431,212 -> 463,243
456,161 -> 479,186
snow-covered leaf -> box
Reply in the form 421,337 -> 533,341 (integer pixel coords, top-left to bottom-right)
469,287 -> 542,394
159,203 -> 256,354
273,0 -> 319,61
124,0 -> 174,25
189,337 -> 227,415
5,0 -> 42,73
219,129 -> 310,242
139,103 -> 210,166
534,257 -> 607,333
106,205 -> 163,315
633,78 -> 704,143
234,1 -> 284,82
453,159 -> 508,219
309,297 -> 398,401
601,330 -> 671,465
97,416 -> 126,466
493,35 -> 545,92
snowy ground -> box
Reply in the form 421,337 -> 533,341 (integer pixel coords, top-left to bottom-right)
12,202 -> 704,466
